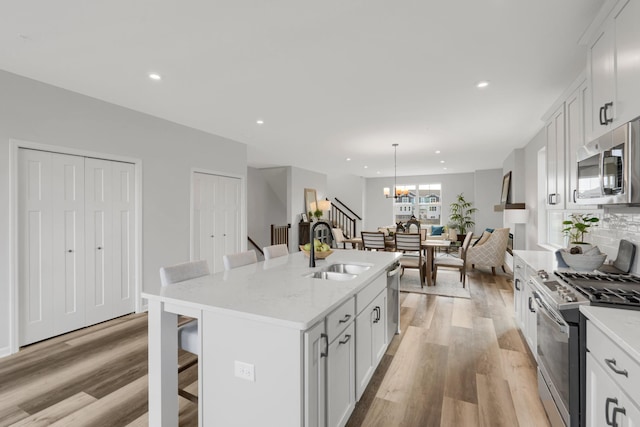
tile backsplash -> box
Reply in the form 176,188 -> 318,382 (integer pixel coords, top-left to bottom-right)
589,208 -> 640,274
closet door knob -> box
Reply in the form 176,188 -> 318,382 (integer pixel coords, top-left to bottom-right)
97,246 -> 103,250
68,249 -> 73,253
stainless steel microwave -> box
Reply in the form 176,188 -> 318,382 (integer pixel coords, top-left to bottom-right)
576,118 -> 640,205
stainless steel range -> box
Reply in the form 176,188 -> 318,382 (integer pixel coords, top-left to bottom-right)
531,269 -> 640,427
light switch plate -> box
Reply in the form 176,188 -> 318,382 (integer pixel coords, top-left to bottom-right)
234,360 -> 255,382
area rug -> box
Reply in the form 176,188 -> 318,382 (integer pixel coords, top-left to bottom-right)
399,268 -> 471,299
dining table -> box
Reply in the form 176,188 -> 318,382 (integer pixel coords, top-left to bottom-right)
384,237 -> 451,286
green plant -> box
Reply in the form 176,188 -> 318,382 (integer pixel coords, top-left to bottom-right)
449,193 -> 477,234
562,213 -> 599,244
313,209 -> 323,220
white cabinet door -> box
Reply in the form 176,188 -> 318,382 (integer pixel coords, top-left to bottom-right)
566,83 -> 588,208
587,353 -> 640,427
512,256 -> 526,330
523,279 -> 537,358
304,321 -> 326,427
371,291 -> 387,366
614,0 -> 640,126
327,322 -> 355,427
588,24 -> 615,139
546,104 -> 566,209
193,172 -> 241,273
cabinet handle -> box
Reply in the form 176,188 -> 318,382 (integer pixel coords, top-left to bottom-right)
600,105 -> 607,126
339,334 -> 351,345
606,397 -> 618,426
605,358 -> 628,377
320,333 -> 328,358
515,278 -> 521,291
373,306 -> 381,323
528,296 -> 536,313
604,102 -> 614,124
573,189 -> 577,203
338,314 -> 351,324
612,406 -> 626,427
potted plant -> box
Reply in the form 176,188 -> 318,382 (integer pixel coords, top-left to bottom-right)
449,193 -> 477,240
562,213 -> 599,246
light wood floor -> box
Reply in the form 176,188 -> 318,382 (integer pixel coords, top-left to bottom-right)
0,269 -> 550,427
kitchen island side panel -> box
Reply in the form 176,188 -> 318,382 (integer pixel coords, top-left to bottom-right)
201,310 -> 303,426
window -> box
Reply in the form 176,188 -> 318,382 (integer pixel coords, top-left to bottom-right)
393,183 -> 442,225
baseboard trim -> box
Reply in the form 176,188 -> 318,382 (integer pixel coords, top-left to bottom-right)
0,345 -> 13,359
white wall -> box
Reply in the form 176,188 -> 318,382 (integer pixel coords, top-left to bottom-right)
288,167 -> 327,251
473,169 -> 504,232
0,70 -> 247,355
247,167 -> 288,251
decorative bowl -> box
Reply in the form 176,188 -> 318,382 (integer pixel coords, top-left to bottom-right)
560,251 -> 607,271
299,246 -> 334,259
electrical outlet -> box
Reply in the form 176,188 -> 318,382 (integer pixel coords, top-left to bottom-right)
234,360 -> 255,382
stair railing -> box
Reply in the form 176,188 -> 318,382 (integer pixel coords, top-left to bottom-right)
330,198 -> 361,239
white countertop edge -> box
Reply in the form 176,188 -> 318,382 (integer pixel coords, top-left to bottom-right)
142,291 -> 341,331
580,305 -> 640,362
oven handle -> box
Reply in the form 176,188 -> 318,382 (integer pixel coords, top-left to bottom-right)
533,292 -> 568,333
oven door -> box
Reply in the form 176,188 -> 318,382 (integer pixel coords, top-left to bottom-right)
534,291 -> 570,426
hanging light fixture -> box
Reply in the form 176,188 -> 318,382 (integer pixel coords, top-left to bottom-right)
384,143 -> 408,199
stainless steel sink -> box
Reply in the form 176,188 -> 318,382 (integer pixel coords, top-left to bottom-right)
303,271 -> 357,281
325,263 -> 372,274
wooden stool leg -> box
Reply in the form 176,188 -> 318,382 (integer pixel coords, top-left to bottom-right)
491,266 -> 496,275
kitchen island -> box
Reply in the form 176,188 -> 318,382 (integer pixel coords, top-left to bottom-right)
143,249 -> 400,427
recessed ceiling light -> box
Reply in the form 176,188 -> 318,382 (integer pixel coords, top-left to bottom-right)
346,158 -> 351,162
364,165 -> 368,169
440,160 -> 445,164
148,73 -> 162,81
443,167 -> 448,170
435,150 -> 441,154
476,80 -> 489,89
376,171 -> 381,174
256,119 -> 264,125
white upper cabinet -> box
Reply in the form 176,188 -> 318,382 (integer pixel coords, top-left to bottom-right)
546,103 -> 566,209
587,0 -> 640,140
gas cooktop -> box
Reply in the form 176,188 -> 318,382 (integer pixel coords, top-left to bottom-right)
554,271 -> 640,309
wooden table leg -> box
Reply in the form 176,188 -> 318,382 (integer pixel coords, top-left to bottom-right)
148,299 -> 179,427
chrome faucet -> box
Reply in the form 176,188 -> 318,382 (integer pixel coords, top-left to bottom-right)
310,220 -> 333,267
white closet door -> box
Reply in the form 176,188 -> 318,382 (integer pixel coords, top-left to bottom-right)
192,172 -> 241,273
85,158 -> 114,325
215,175 -> 241,268
111,161 -> 136,317
18,150 -> 54,345
51,153 -> 86,336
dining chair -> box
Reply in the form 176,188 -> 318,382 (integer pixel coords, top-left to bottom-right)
405,218 -> 421,233
395,233 -> 426,287
433,232 -> 473,287
361,231 -> 387,251
223,250 -> 258,270
159,259 -> 210,403
263,244 -> 289,260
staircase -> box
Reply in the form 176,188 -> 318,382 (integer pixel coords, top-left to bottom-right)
330,197 -> 361,239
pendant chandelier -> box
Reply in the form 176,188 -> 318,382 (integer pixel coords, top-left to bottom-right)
383,143 -> 409,198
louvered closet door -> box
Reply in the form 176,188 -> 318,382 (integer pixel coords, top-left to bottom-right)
18,150 -> 85,345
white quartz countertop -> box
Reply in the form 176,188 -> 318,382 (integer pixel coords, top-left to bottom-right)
580,305 -> 640,362
142,250 -> 400,331
513,250 -> 558,274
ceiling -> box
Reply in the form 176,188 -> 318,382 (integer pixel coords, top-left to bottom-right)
0,0 -> 604,178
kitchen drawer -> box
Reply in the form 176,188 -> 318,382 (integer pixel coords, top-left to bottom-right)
587,319 -> 640,401
356,273 -> 386,315
327,296 -> 355,342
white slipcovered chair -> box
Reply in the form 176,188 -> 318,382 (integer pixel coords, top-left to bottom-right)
466,227 -> 510,275
159,259 -> 210,403
263,244 -> 289,260
223,250 -> 258,270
